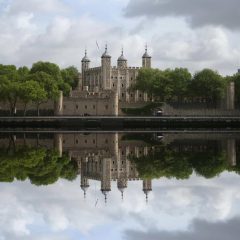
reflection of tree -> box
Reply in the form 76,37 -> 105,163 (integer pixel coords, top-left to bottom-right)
130,143 -> 228,180
189,152 -> 227,178
0,145 -> 78,185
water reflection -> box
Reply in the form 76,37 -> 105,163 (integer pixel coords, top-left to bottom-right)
1,131 -> 240,239
0,132 -> 239,203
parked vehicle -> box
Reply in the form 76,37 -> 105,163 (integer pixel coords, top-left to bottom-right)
152,108 -> 164,116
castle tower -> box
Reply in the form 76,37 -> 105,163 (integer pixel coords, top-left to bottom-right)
81,50 -> 90,87
142,45 -> 151,68
117,48 -> 127,69
80,159 -> 90,198
101,157 -> 112,203
101,44 -> 112,90
143,179 -> 152,203
117,178 -> 127,200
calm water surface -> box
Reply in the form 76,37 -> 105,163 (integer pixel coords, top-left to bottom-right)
0,131 -> 240,240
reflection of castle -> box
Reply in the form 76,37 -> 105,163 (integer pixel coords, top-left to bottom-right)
55,133 -> 153,202
0,132 -> 238,203
0,132 -> 153,202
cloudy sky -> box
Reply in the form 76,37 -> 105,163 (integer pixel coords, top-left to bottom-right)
0,0 -> 240,75
1,171 -> 240,240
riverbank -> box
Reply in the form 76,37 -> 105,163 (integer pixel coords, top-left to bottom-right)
1,116 -> 240,129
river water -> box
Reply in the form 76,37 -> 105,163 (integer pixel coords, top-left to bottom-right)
0,131 -> 239,240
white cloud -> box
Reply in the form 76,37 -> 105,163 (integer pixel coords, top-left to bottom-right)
7,0 -> 68,15
0,0 -> 239,76
1,171 -> 240,239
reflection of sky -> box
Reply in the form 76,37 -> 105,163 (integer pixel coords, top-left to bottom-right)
1,171 -> 240,239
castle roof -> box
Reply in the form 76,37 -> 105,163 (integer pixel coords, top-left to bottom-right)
101,45 -> 111,58
82,50 -> 90,62
118,49 -> 127,61
142,45 -> 151,58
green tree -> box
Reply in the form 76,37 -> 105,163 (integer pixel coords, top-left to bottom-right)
0,144 -> 78,185
130,144 -> 193,179
165,68 -> 192,100
20,80 -> 47,116
30,61 -> 71,96
30,61 -> 62,82
190,151 -> 227,178
134,68 -> 173,101
61,66 -> 79,90
0,75 -> 21,115
189,69 -> 226,102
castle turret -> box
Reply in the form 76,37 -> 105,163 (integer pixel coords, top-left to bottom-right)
142,45 -> 151,68
143,179 -> 152,203
101,45 -> 112,90
117,48 -> 127,69
80,159 -> 90,199
117,178 -> 127,200
81,50 -> 90,87
101,157 -> 111,203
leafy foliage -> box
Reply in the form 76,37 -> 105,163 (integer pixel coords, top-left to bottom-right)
0,145 -> 78,185
130,142 -> 228,180
0,62 -> 79,115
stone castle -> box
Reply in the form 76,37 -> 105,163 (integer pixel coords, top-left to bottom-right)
55,45 -> 151,116
0,45 -> 237,116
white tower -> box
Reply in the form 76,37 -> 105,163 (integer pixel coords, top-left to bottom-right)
81,50 -> 90,88
142,45 -> 151,68
101,45 -> 112,90
117,48 -> 127,69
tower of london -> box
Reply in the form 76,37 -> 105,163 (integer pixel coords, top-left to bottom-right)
54,45 -> 152,116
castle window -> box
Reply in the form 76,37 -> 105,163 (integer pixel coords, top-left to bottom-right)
120,77 -> 122,79
122,84 -> 124,87
122,151 -> 124,155
85,105 -> 87,109
85,140 -> 87,143
131,94 -> 133,97
122,93 -> 124,97
93,139 -> 95,144
139,94 -> 142,98
76,105 -> 78,109
93,105 -> 95,109
76,139 -> 78,144
113,84 -> 115,87
105,105 -> 108,110
115,77 -> 117,79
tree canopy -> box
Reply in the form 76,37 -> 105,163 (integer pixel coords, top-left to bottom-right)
130,142 -> 230,180
0,145 -> 78,185
134,68 -> 228,103
0,62 -> 79,115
